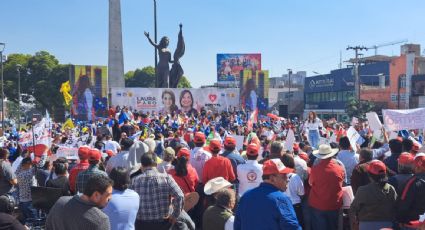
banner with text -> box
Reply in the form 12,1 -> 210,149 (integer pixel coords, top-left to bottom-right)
111,88 -> 240,113
383,108 -> 425,131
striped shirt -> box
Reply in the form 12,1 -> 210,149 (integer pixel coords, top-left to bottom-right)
76,165 -> 107,194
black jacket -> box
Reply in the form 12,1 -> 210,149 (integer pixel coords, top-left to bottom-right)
396,173 -> 425,223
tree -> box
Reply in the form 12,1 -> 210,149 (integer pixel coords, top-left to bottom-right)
177,76 -> 192,88
345,97 -> 375,119
125,66 -> 155,87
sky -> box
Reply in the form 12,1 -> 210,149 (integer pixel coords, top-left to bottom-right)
2,0 -> 425,88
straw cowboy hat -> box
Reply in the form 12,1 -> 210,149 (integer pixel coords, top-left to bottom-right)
313,144 -> 339,159
204,177 -> 232,195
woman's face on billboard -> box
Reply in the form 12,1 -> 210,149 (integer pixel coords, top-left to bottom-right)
163,93 -> 173,108
181,92 -> 192,108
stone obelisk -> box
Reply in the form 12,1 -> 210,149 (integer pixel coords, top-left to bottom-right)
108,0 -> 125,88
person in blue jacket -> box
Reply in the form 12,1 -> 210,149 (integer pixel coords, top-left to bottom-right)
234,159 -> 301,230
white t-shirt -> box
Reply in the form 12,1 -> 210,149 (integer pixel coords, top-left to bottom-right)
284,173 -> 304,205
237,160 -> 263,197
104,140 -> 121,154
304,118 -> 323,131
191,147 -> 212,183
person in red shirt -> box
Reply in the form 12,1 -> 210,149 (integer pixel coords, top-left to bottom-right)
308,144 -> 345,230
68,146 -> 90,194
169,148 -> 199,194
202,139 -> 236,184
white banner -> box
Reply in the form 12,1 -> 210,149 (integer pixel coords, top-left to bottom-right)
56,146 -> 79,160
285,129 -> 295,151
383,108 -> 425,131
111,87 -> 240,113
19,118 -> 51,147
347,126 -> 361,152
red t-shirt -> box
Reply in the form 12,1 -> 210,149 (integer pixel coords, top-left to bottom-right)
169,164 -> 199,194
69,161 -> 90,193
202,155 -> 236,184
309,158 -> 345,211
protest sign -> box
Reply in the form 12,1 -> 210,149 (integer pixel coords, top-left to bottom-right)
285,129 -> 295,151
347,126 -> 361,152
234,135 -> 245,151
383,108 -> 425,131
366,112 -> 382,131
56,146 -> 79,160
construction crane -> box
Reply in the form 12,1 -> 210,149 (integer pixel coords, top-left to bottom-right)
367,39 -> 408,55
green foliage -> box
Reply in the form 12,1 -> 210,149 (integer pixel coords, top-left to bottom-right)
3,51 -> 67,121
345,97 -> 375,119
125,66 -> 156,88
177,76 -> 192,88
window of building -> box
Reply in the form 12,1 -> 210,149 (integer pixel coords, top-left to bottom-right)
330,92 -> 337,101
399,75 -> 406,88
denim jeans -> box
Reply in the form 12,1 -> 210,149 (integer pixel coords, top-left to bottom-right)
19,201 -> 38,223
308,130 -> 320,149
310,207 -> 339,230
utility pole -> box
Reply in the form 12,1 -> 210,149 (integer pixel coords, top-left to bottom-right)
0,43 -> 5,130
16,64 -> 22,132
287,69 -> 292,120
154,0 -> 158,87
347,46 -> 368,101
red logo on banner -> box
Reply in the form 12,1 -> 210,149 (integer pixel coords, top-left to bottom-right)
209,94 -> 217,102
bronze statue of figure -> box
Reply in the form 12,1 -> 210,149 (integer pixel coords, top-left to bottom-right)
170,24 -> 185,88
145,24 -> 185,88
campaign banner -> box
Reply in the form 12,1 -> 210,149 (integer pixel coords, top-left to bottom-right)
70,65 -> 108,122
56,146 -> 79,160
217,54 -> 261,85
111,88 -> 240,113
19,118 -> 51,147
383,108 -> 425,131
240,70 -> 269,112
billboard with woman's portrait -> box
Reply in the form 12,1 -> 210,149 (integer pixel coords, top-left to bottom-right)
70,65 -> 108,121
111,88 -> 240,114
240,69 -> 269,112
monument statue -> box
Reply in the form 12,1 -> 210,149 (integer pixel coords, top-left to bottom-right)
145,24 -> 185,88
170,24 -> 185,88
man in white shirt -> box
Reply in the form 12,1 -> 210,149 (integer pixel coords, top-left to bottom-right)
237,143 -> 262,197
191,132 -> 212,183
104,135 -> 121,155
105,138 -> 133,174
336,136 -> 358,185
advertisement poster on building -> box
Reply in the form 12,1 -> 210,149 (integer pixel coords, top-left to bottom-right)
111,88 -> 239,114
217,54 -> 261,86
70,65 -> 108,121
240,70 -> 269,113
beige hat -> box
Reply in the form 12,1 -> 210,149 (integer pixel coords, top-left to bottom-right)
204,177 -> 232,195
313,144 -> 339,159
143,138 -> 156,154
163,147 -> 175,161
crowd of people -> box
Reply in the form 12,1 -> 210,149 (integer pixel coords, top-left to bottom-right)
0,106 -> 425,230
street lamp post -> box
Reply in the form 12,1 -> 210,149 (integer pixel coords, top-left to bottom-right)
153,0 -> 158,87
16,64 -> 22,131
0,42 -> 5,130
287,69 -> 292,120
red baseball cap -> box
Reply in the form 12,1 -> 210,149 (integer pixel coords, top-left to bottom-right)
105,150 -> 114,158
194,132 -> 206,144
208,139 -> 221,153
224,136 -> 236,147
78,146 -> 91,161
398,153 -> 415,165
177,147 -> 191,159
262,159 -> 294,175
89,148 -> 102,161
246,143 -> 259,156
367,160 -> 387,175
414,153 -> 425,170
27,144 -> 48,164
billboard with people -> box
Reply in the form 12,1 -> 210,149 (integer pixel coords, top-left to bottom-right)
217,53 -> 261,85
70,65 -> 108,121
240,69 -> 269,112
111,88 -> 239,114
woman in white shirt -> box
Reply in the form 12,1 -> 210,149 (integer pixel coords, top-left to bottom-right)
304,111 -> 323,149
